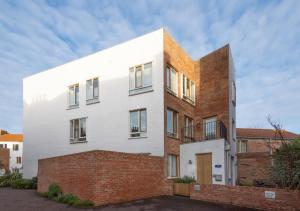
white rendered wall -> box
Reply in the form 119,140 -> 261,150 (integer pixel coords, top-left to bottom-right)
180,139 -> 225,185
23,29 -> 165,178
0,141 -> 23,172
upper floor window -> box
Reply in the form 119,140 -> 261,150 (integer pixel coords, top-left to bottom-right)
129,62 -> 152,95
184,116 -> 194,142
0,144 -> 7,148
182,74 -> 195,103
203,116 -> 217,140
13,144 -> 19,151
70,117 -> 86,143
166,66 -> 178,95
167,108 -> 178,138
232,81 -> 236,106
237,140 -> 247,153
68,84 -> 79,109
86,77 -> 99,104
129,109 -> 147,138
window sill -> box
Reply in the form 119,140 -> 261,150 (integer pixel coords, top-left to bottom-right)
86,99 -> 100,105
166,88 -> 178,97
167,176 -> 179,180
70,140 -> 87,144
67,105 -> 79,110
182,96 -> 195,106
167,134 -> 180,140
129,86 -> 153,96
128,136 -> 147,140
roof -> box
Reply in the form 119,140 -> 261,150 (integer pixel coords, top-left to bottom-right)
237,128 -> 299,140
0,134 -> 23,142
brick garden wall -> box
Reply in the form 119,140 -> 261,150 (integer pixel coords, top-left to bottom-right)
0,148 -> 9,173
191,184 -> 300,211
237,152 -> 271,185
38,150 -> 173,206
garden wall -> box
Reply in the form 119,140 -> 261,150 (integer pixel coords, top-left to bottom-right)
191,184 -> 300,211
38,150 -> 173,206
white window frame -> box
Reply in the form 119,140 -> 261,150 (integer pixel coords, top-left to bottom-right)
167,108 -> 178,138
129,62 -> 152,95
166,66 -> 178,95
68,84 -> 79,108
86,77 -> 99,104
13,144 -> 19,151
237,139 -> 247,153
70,117 -> 87,143
182,74 -> 195,104
16,157 -> 22,164
168,154 -> 178,178
184,116 -> 194,142
129,109 -> 147,138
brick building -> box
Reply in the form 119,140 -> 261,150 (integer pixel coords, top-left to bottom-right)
24,29 -> 236,205
236,128 -> 299,185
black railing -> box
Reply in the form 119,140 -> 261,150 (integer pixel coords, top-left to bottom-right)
181,121 -> 227,142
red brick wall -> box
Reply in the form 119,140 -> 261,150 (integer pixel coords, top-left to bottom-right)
237,152 -> 271,185
191,184 -> 300,211
38,150 -> 173,206
0,148 -> 9,173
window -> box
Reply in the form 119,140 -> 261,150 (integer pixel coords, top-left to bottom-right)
86,77 -> 99,104
168,154 -> 178,177
167,109 -> 178,138
12,168 -> 19,173
0,144 -> 6,148
182,74 -> 195,103
166,66 -> 178,95
129,62 -> 152,95
232,81 -> 236,105
16,157 -> 22,164
13,144 -> 19,151
130,109 -> 147,138
68,84 -> 79,108
203,117 -> 217,140
237,140 -> 247,153
184,116 -> 194,142
70,118 -> 87,143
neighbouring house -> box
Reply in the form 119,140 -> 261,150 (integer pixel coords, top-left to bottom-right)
236,128 -> 299,185
0,131 -> 23,175
23,28 -> 236,205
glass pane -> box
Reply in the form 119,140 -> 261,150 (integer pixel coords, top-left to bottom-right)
74,119 -> 79,138
168,155 -> 172,176
75,85 -> 79,105
70,120 -> 74,138
191,81 -> 195,101
171,156 -> 177,177
69,87 -> 75,105
173,112 -> 177,134
166,67 -> 170,88
186,78 -> 190,97
135,66 -> 142,88
86,80 -> 93,100
143,62 -> 152,87
167,110 -> 173,134
93,78 -> 99,98
130,111 -> 139,132
129,67 -> 135,90
182,75 -> 186,95
80,118 -> 86,137
171,69 -> 177,92
140,109 -> 147,132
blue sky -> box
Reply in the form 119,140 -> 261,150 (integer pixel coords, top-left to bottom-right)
0,0 -> 299,134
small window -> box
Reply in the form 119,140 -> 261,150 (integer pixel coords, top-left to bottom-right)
16,157 -> 22,164
129,62 -> 152,95
166,66 -> 178,95
184,116 -> 194,142
232,81 -> 236,105
203,117 -> 217,140
13,144 -> 19,151
168,154 -> 178,177
70,118 -> 87,143
237,140 -> 247,153
130,109 -> 147,138
86,77 -> 99,104
167,109 -> 178,138
182,74 -> 195,103
68,84 -> 79,108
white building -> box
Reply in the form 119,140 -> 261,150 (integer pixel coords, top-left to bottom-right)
23,28 -> 236,185
0,133 -> 23,175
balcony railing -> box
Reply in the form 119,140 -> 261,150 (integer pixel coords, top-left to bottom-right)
181,121 -> 227,143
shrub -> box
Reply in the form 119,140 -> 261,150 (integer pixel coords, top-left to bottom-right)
47,183 -> 62,199
0,174 -> 11,187
10,178 -> 35,189
72,199 -> 94,208
58,193 -> 79,204
173,176 -> 196,184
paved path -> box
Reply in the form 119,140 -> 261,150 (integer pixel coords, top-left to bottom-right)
0,188 -> 256,211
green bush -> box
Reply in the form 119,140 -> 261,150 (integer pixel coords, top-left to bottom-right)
10,178 -> 35,189
72,199 -> 94,208
58,193 -> 79,204
47,183 -> 62,199
0,174 -> 11,187
173,176 -> 196,184
0,173 -> 37,189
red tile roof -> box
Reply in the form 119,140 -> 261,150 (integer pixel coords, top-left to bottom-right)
0,134 -> 23,142
237,128 -> 299,140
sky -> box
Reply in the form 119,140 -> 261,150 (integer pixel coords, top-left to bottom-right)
0,0 -> 299,134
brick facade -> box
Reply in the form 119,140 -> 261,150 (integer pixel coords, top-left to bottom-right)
0,148 -> 9,173
237,152 -> 271,185
191,184 -> 300,211
38,150 -> 173,206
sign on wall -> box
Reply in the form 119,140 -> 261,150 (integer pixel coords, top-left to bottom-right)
265,191 -> 276,199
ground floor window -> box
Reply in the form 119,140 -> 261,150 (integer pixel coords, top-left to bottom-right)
16,157 -> 22,164
70,117 -> 87,143
237,139 -> 247,153
168,154 -> 178,177
129,109 -> 147,137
